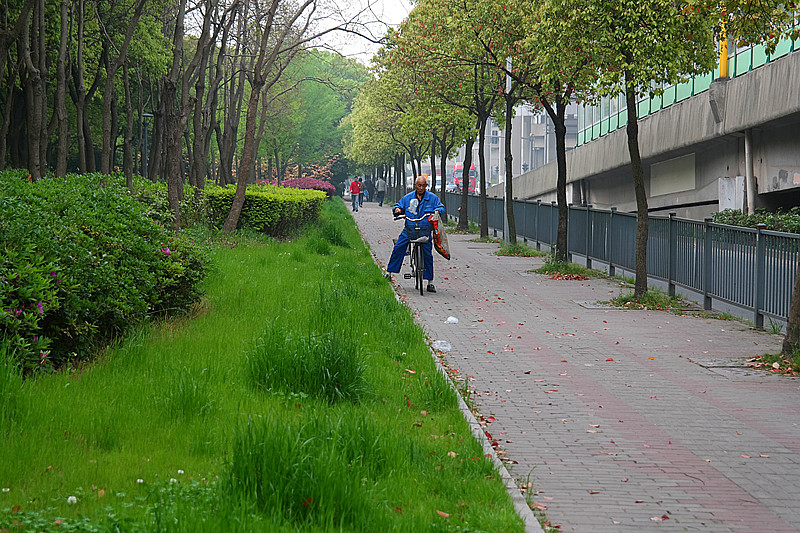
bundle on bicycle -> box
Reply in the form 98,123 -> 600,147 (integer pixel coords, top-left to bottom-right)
385,175 -> 448,296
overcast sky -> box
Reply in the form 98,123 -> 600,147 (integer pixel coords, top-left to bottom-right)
316,0 -> 414,65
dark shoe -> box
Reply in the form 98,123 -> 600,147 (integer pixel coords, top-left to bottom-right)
426,283 -> 436,293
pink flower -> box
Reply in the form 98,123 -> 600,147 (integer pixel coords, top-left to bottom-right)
37,302 -> 43,314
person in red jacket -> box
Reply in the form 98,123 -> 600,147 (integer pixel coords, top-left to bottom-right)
349,178 -> 361,212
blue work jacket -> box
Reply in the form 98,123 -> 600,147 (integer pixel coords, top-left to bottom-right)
393,190 -> 445,230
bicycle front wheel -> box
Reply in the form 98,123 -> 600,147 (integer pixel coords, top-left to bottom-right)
415,243 -> 425,296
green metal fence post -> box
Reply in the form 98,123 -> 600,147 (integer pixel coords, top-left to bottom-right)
703,217 -> 713,310
609,207 -> 616,277
754,223 -> 767,328
551,201 -> 556,254
586,205 -> 593,270
668,212 -> 676,297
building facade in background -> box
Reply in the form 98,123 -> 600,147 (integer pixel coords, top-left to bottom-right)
478,38 -> 800,221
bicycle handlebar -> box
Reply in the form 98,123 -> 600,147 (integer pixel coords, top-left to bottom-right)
393,214 -> 431,222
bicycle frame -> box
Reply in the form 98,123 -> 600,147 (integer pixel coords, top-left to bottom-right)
394,214 -> 430,296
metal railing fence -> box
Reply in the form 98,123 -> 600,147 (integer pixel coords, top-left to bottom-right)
443,192 -> 799,325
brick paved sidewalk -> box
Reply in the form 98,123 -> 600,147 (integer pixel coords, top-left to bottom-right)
352,200 -> 800,532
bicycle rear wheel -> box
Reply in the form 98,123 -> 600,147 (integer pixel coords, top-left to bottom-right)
415,243 -> 425,296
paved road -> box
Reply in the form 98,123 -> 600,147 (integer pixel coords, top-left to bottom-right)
352,200 -> 800,532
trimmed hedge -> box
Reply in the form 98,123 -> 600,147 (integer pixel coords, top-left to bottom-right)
205,184 -> 326,235
0,171 -> 208,373
712,208 -> 800,234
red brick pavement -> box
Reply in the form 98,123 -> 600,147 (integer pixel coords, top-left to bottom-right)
353,200 -> 800,532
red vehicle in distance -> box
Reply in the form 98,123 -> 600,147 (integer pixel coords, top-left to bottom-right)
452,162 -> 476,193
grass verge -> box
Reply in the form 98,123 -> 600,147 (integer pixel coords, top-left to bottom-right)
495,242 -> 547,257
532,255 -> 601,280
746,349 -> 800,376
0,198 -> 522,532
607,289 -> 686,313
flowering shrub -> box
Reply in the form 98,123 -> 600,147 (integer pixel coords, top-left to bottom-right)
282,177 -> 337,198
0,171 -> 208,372
0,247 -> 59,373
257,177 -> 336,198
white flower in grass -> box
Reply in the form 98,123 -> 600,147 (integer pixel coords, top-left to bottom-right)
67,496 -> 77,504
2,488 -> 10,493
136,479 -> 144,484
169,478 -> 177,483
177,469 -> 184,475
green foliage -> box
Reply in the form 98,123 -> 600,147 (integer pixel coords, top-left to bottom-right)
0,339 -> 24,432
0,246 -> 59,372
0,171 -> 208,370
248,326 -> 368,404
0,198 -> 523,532
712,208 -> 800,234
608,289 -> 685,313
747,349 -> 800,376
222,413 -> 387,529
205,184 -> 325,236
533,256 -> 598,278
127,179 -> 208,229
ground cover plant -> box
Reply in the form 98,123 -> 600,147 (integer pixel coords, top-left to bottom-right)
495,242 -> 547,257
0,198 -> 524,532
532,255 -> 601,280
607,289 -> 687,313
745,349 -> 800,375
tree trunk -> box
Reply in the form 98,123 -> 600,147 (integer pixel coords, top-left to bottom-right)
150,93 -> 165,182
625,74 -> 648,297
21,0 -> 46,181
72,0 -> 87,173
123,62 -> 134,187
54,0 -> 70,177
0,0 -> 34,171
540,88 -> 571,262
504,94 -> 516,245
163,0 -> 188,230
457,137 -> 474,231
429,131 -> 436,193
222,86 -> 262,233
100,0 -> 147,174
438,126 -> 454,214
783,258 -> 800,355
477,115 -> 489,238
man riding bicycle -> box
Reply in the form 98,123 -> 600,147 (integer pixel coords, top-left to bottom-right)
385,175 -> 445,293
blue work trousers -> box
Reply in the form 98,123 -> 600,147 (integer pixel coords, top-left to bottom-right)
387,226 -> 434,281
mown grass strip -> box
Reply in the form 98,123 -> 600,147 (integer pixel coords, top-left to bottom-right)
0,198 -> 523,532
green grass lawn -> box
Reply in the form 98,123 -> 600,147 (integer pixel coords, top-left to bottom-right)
0,198 -> 523,532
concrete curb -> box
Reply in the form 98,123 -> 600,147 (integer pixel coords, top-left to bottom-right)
428,344 -> 544,533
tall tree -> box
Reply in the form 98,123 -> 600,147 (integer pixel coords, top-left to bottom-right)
222,0 -> 317,232
54,0 -> 71,177
20,0 -> 47,180
98,0 -> 149,174
570,0 -> 716,297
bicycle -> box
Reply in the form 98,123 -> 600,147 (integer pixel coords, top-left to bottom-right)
393,214 -> 431,296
